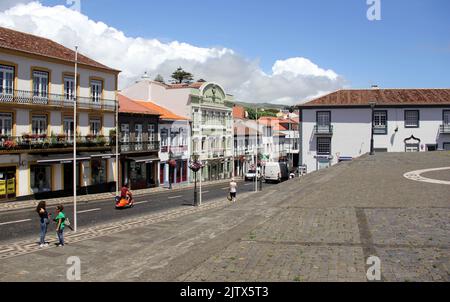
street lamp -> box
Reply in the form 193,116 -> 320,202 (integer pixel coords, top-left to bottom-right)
168,150 -> 175,189
189,154 -> 202,207
369,101 -> 376,155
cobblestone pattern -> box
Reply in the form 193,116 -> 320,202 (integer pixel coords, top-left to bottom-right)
252,208 -> 361,244
178,241 -> 366,282
366,208 -> 450,248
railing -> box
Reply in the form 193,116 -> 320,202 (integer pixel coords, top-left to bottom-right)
439,124 -> 450,134
0,135 -> 112,152
0,90 -> 116,111
314,125 -> 334,135
161,145 -> 188,154
120,141 -> 160,153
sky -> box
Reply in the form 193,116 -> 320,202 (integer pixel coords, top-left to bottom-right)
0,0 -> 449,105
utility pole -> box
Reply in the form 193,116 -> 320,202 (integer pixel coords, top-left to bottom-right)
73,46 -> 78,233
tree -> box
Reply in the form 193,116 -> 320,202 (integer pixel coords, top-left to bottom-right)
154,74 -> 165,83
171,67 -> 194,84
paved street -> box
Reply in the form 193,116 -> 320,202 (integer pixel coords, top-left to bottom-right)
0,179 -> 272,243
0,152 -> 449,282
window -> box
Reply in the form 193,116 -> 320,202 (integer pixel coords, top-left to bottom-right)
32,115 -> 47,135
89,118 -> 101,136
148,124 -> 156,141
161,129 -> 168,147
33,70 -> 49,99
135,124 -> 143,143
316,111 -> 331,131
317,137 -> 331,155
64,76 -> 75,100
443,143 -> 450,151
90,80 -> 102,103
444,110 -> 450,125
405,110 -> 419,128
0,65 -> 14,95
30,165 -> 51,193
91,159 -> 107,185
121,123 -> 130,142
63,117 -> 74,140
373,111 -> 387,135
0,113 -> 12,136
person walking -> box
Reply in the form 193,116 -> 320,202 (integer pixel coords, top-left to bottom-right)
229,178 -> 237,203
36,201 -> 49,248
53,205 -> 66,247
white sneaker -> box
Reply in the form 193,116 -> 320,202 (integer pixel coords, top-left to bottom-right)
39,244 -> 45,248
44,243 -> 49,247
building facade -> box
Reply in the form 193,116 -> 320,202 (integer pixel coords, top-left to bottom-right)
118,95 -> 160,190
0,27 -> 119,201
298,88 -> 450,173
122,78 -> 234,182
135,100 -> 191,188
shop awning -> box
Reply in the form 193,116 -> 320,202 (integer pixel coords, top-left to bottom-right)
128,155 -> 159,163
36,153 -> 118,164
36,154 -> 91,164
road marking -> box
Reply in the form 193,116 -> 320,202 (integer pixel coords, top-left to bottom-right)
168,195 -> 183,199
221,187 -> 229,190
134,200 -> 150,205
244,183 -> 254,186
77,208 -> 101,214
0,219 -> 32,226
202,191 -> 210,194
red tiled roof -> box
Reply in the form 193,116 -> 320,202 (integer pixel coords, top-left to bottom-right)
0,26 -> 119,73
136,101 -> 188,121
233,105 -> 246,119
118,94 -> 160,115
300,89 -> 450,107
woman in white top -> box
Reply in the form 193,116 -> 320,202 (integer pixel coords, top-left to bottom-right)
229,178 -> 237,203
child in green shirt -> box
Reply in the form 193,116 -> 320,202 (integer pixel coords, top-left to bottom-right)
54,205 -> 66,247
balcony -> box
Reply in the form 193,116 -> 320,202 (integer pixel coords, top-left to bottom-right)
120,141 -> 160,153
0,90 -> 116,111
0,135 -> 113,153
439,124 -> 450,134
314,125 -> 333,136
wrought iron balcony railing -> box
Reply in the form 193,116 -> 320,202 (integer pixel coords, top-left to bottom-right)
314,125 -> 334,135
0,135 -> 112,152
439,124 -> 450,134
119,141 -> 160,153
0,90 -> 116,111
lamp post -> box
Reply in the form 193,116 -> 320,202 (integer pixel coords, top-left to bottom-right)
369,101 -> 376,155
168,150 -> 174,189
73,46 -> 78,233
189,154 -> 202,206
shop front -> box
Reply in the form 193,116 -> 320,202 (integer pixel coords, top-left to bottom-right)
0,166 -> 16,201
160,159 -> 189,187
122,155 -> 159,190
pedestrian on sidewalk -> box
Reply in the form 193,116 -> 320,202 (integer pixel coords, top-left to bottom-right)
229,178 -> 237,203
36,201 -> 50,248
53,205 -> 66,247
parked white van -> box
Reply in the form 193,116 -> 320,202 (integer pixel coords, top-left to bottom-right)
264,162 -> 289,183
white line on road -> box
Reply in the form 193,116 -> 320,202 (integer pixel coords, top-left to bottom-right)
168,195 -> 183,199
202,191 -> 210,194
244,183 -> 254,186
77,208 -> 101,214
134,200 -> 150,205
0,219 -> 32,226
221,187 -> 229,190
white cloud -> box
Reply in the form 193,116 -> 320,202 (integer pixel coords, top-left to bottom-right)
0,2 -> 345,105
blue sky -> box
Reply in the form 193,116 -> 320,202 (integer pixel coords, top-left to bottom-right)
37,0 -> 450,89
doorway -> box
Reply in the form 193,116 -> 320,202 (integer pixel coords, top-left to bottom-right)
0,167 -> 16,200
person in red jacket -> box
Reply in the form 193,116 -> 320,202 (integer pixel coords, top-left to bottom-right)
120,183 -> 133,205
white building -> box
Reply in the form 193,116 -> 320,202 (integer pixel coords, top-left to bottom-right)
121,78 -> 234,181
0,26 -> 119,201
298,88 -> 450,173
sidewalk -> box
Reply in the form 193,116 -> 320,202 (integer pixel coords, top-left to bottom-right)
0,178 -> 240,213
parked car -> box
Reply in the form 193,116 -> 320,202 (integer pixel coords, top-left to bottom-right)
264,162 -> 289,183
245,167 -> 262,181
